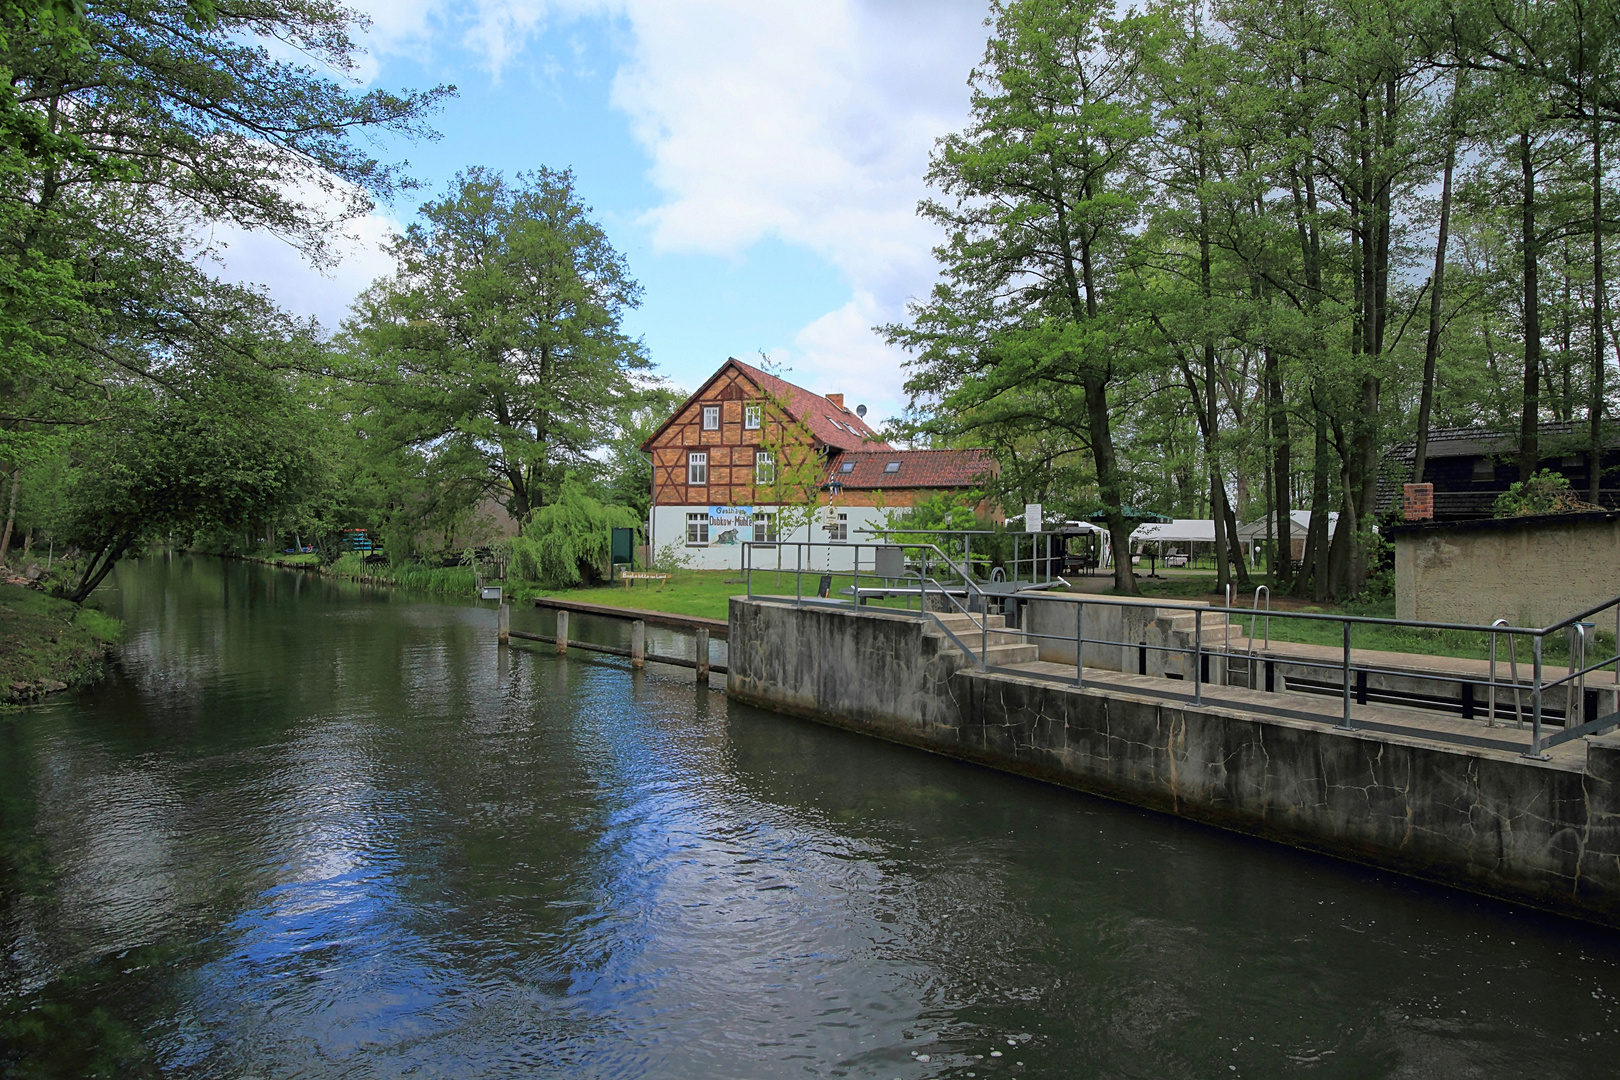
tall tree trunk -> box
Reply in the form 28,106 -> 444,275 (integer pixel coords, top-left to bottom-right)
1592,114 -> 1607,503
1086,375 -> 1136,595
1414,75 -> 1460,484
1296,407 -> 1332,601
1520,130 -> 1543,480
1265,345 -> 1291,586
0,467 -> 18,563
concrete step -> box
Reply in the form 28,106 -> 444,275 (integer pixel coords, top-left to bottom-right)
931,612 -> 1007,630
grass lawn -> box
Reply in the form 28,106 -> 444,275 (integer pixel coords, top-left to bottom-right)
261,552 -> 322,567
0,584 -> 122,703
514,568 -> 924,622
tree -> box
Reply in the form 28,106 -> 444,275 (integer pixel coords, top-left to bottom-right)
345,168 -> 650,526
889,0 -> 1153,594
49,339 -> 326,601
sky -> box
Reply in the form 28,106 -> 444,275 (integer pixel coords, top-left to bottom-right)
215,0 -> 994,426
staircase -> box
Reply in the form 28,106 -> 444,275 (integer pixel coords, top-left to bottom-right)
1153,607 -> 1258,685
925,612 -> 1040,667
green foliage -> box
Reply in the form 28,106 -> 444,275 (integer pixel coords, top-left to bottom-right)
1493,470 -> 1592,517
342,167 -> 651,527
509,480 -> 639,588
45,351 -> 327,601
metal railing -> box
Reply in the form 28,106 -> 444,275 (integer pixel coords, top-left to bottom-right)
743,539 -> 999,666
742,540 -> 1620,758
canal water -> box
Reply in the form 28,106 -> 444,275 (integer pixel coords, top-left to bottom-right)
2,556 -> 1618,1078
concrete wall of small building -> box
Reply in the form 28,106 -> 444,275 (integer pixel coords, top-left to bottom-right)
728,596 -> 1620,926
1392,513 -> 1620,626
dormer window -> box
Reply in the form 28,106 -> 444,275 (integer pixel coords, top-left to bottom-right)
884,461 -> 901,473
702,405 -> 720,430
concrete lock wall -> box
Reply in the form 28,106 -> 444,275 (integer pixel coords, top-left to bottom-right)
1017,594 -> 1209,677
1393,512 -> 1620,626
728,596 -> 1620,926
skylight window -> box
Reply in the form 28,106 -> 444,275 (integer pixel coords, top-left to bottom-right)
839,461 -> 855,473
884,461 -> 901,473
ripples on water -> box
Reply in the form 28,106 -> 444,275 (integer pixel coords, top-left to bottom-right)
2,556 -> 1618,1078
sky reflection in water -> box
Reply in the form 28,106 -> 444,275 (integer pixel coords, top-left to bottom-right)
1,555 -> 1618,1079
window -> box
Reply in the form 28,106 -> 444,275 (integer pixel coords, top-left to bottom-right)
839,461 -> 855,473
686,512 -> 709,545
688,451 -> 708,485
757,512 -> 779,543
828,416 -> 846,431
755,450 -> 776,486
744,403 -> 761,430
1471,457 -> 1494,482
827,512 -> 848,543
702,405 -> 720,430
884,461 -> 901,473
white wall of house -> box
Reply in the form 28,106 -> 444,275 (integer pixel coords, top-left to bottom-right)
648,504 -> 896,572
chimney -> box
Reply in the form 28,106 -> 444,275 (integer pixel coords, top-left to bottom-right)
825,393 -> 844,409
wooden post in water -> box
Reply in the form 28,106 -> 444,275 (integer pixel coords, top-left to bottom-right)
695,626 -> 710,681
498,602 -> 509,645
555,610 -> 569,654
631,620 -> 645,668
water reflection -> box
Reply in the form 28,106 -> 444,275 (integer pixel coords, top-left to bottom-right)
0,555 -> 1616,1078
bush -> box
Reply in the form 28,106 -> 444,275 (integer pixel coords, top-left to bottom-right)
510,480 -> 639,588
1493,470 -> 1595,517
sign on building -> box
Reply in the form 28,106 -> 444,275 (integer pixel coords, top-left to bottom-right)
708,506 -> 756,545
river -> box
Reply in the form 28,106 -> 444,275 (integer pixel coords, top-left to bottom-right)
1,555 -> 1617,1078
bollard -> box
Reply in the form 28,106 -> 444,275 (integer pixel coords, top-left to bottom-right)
695,626 -> 710,681
498,601 -> 509,645
556,610 -> 569,655
631,620 -> 645,668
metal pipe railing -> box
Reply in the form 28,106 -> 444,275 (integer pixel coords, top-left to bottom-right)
741,543 -> 1620,756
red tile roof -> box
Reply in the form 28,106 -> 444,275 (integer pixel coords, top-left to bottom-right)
725,357 -> 890,451
825,448 -> 997,490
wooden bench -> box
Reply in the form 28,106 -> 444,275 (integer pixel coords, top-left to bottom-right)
618,571 -> 669,589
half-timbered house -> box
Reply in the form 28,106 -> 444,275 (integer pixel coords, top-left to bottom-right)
641,358 -> 997,569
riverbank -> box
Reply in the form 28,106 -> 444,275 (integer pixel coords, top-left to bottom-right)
0,584 -> 121,706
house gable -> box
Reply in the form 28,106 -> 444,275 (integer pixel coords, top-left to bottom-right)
643,358 -> 892,508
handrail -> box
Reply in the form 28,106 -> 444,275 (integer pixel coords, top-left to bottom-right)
1489,619 -> 1524,730
743,542 -> 1620,757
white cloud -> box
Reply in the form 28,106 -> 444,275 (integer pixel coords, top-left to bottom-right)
221,2 -> 991,416
609,0 -> 989,421
205,212 -> 400,334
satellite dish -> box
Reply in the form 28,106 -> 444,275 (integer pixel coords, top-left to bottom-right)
856,404 -> 867,418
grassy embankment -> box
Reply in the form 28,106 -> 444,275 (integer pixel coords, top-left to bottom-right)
0,584 -> 122,705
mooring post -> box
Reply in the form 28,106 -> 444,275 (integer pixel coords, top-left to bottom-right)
498,601 -> 509,645
555,610 -> 569,655
631,620 -> 645,668
695,626 -> 710,681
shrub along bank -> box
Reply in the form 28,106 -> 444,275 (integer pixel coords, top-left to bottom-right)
1,585 -> 122,705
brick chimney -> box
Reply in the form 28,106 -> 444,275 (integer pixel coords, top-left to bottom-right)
825,393 -> 844,409
1403,482 -> 1433,520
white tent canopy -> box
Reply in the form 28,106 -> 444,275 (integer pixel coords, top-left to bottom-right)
1235,510 -> 1338,543
1130,519 -> 1215,546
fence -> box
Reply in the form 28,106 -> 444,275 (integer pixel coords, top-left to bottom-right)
741,540 -> 1620,759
